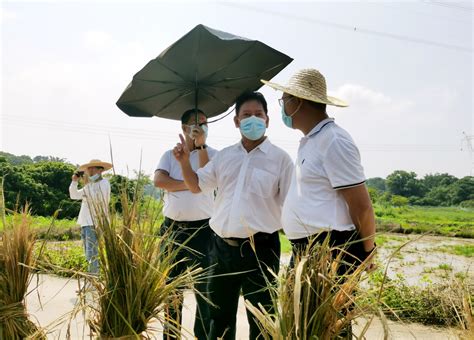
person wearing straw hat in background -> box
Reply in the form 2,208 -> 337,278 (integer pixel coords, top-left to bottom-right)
262,69 -> 376,337
69,159 -> 112,274
154,108 -> 217,340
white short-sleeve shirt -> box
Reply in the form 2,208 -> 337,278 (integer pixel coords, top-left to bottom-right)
196,138 -> 294,238
281,118 -> 366,239
156,147 -> 218,221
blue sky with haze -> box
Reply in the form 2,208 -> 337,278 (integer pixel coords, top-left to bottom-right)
1,1 -> 472,178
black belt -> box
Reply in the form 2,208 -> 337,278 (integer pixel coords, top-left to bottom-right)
220,231 -> 277,247
164,217 -> 209,229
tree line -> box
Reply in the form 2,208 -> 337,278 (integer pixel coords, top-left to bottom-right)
0,152 -> 473,218
0,152 -> 155,219
367,171 -> 474,207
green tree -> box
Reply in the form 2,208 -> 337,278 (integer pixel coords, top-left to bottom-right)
448,176 -> 474,205
0,151 -> 33,165
386,170 -> 425,198
390,195 -> 409,207
366,177 -> 386,192
422,173 -> 458,191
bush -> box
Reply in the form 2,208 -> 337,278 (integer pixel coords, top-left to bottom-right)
367,273 -> 473,329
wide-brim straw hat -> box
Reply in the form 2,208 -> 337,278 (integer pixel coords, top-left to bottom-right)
78,159 -> 113,171
261,68 -> 348,107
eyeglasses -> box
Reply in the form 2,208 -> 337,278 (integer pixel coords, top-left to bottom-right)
278,96 -> 294,107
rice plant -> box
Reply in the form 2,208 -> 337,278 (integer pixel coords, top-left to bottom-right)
84,179 -> 205,338
246,236 -> 375,340
0,205 -> 45,339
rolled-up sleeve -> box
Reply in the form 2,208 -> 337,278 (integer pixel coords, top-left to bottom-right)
196,156 -> 218,193
69,182 -> 84,200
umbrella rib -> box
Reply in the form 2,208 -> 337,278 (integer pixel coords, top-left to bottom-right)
208,63 -> 288,86
156,90 -> 195,114
151,58 -> 190,83
120,87 -> 187,104
199,41 -> 258,82
199,87 -> 231,107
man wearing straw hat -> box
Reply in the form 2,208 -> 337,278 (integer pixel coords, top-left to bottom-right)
261,68 -> 376,271
154,108 -> 217,340
262,69 -> 376,338
69,159 -> 112,274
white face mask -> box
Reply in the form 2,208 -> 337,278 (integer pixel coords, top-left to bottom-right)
186,124 -> 208,139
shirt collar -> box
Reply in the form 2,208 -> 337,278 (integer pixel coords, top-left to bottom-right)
306,118 -> 335,138
237,137 -> 271,154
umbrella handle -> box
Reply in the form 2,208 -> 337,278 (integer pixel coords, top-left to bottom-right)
207,108 -> 236,124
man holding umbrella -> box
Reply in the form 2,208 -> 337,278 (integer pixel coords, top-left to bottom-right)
154,108 -> 217,339
173,91 -> 294,340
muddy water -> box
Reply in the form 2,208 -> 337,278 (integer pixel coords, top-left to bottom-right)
375,234 -> 473,286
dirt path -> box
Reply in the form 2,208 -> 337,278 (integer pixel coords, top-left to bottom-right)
26,274 -> 470,339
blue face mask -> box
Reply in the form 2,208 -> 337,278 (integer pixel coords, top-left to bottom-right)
239,116 -> 266,141
281,106 -> 293,128
89,174 -> 101,182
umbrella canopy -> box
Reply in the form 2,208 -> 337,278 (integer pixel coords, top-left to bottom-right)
116,24 -> 293,120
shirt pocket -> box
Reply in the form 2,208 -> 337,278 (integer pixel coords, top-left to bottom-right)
249,168 -> 278,198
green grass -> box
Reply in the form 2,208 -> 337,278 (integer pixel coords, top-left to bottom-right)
437,244 -> 474,257
375,205 -> 474,238
1,214 -> 80,240
437,263 -> 453,271
35,241 -> 87,276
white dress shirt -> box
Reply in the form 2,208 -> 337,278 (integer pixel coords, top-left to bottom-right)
156,147 -> 218,221
281,118 -> 366,240
197,138 -> 294,238
69,178 -> 111,227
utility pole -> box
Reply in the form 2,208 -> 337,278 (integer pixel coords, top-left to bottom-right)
461,132 -> 474,175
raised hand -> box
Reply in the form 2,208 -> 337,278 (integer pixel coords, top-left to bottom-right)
173,134 -> 191,163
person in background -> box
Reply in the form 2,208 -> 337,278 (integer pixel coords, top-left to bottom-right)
70,159 -> 112,274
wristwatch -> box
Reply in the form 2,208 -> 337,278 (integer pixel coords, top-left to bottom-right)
196,144 -> 207,150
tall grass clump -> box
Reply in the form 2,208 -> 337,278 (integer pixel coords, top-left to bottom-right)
246,236 -> 376,340
0,206 -> 45,339
86,180 -> 204,338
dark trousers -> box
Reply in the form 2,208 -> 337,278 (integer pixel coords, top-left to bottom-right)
207,231 -> 280,340
290,229 -> 368,274
290,229 -> 368,340
161,217 -> 212,340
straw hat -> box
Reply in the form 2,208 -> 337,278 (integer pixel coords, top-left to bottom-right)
78,159 -> 113,171
261,68 -> 348,107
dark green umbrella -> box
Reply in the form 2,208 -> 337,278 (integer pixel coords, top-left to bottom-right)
116,24 -> 293,120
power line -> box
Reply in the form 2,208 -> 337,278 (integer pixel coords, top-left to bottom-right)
220,3 -> 472,53
1,114 -> 462,153
424,1 -> 474,12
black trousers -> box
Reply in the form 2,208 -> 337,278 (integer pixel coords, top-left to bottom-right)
207,231 -> 280,340
160,217 -> 212,340
290,229 -> 368,340
290,229 -> 368,274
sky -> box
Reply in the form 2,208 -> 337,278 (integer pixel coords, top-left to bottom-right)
1,0 -> 473,179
